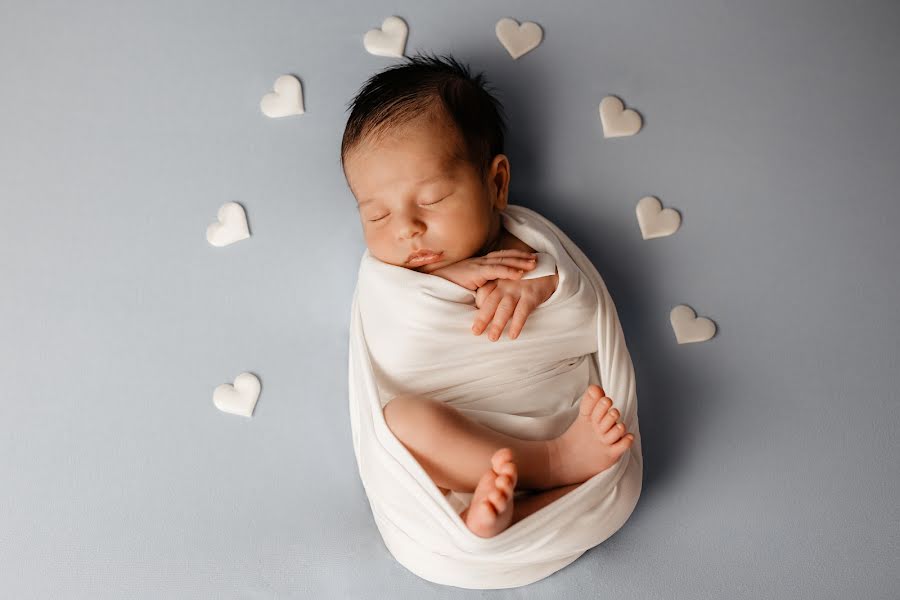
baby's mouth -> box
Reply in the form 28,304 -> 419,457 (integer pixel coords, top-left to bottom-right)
408,251 -> 443,265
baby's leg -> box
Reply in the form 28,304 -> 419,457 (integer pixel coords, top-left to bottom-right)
511,483 -> 583,525
383,394 -> 564,493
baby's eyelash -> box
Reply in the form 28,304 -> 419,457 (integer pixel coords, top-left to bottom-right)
367,197 -> 446,222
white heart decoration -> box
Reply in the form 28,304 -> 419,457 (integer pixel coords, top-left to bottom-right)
260,75 -> 305,118
599,95 -> 642,138
495,17 -> 543,60
363,16 -> 408,58
206,202 -> 250,247
636,196 -> 681,240
213,372 -> 261,418
669,305 -> 717,344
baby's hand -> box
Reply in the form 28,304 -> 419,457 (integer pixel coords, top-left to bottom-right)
429,249 -> 539,291
472,271 -> 560,341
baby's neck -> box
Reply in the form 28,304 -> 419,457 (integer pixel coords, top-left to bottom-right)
485,225 -> 536,255
477,209 -> 537,256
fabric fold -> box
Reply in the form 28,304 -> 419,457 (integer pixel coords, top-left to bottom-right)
348,204 -> 643,589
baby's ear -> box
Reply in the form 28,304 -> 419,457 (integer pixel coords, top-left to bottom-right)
488,154 -> 511,205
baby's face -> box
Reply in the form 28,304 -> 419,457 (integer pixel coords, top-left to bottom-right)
344,115 -> 506,273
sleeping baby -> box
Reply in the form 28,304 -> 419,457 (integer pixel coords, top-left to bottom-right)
341,53 -> 635,538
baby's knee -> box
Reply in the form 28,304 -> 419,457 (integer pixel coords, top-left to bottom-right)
383,394 -> 438,437
383,394 -> 422,426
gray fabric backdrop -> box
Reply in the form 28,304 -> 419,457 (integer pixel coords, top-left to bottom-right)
2,0 -> 897,598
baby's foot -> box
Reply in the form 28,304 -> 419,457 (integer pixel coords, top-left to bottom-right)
551,385 -> 635,486
461,448 -> 518,538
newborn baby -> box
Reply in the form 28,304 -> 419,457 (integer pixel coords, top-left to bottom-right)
341,53 -> 635,538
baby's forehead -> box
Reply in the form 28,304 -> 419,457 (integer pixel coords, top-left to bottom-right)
347,117 -> 473,189
354,135 -> 463,175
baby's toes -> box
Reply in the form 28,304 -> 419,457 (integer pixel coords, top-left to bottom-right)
490,447 -> 514,472
495,474 -> 514,496
601,421 -> 628,445
497,463 -> 518,487
579,385 -> 604,417
608,432 -> 636,457
595,407 -> 619,436
488,487 -> 510,512
589,395 -> 613,427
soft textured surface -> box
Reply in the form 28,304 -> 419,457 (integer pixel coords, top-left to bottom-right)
350,205 -> 642,588
2,1 -> 898,598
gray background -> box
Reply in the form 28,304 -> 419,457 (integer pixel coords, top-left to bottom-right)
1,0 -> 897,598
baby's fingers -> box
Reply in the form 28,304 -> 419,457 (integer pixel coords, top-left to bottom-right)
481,252 -> 539,272
472,295 -> 500,335
488,264 -> 530,280
507,298 -> 535,340
485,249 -> 539,260
485,295 -> 518,341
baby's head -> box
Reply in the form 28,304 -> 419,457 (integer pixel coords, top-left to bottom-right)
341,53 -> 510,273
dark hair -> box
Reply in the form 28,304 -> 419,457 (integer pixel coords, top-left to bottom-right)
340,52 -> 507,180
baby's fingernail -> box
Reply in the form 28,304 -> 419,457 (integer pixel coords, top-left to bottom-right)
517,269 -> 524,273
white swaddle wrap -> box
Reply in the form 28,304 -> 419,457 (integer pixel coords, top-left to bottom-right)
348,204 -> 643,589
